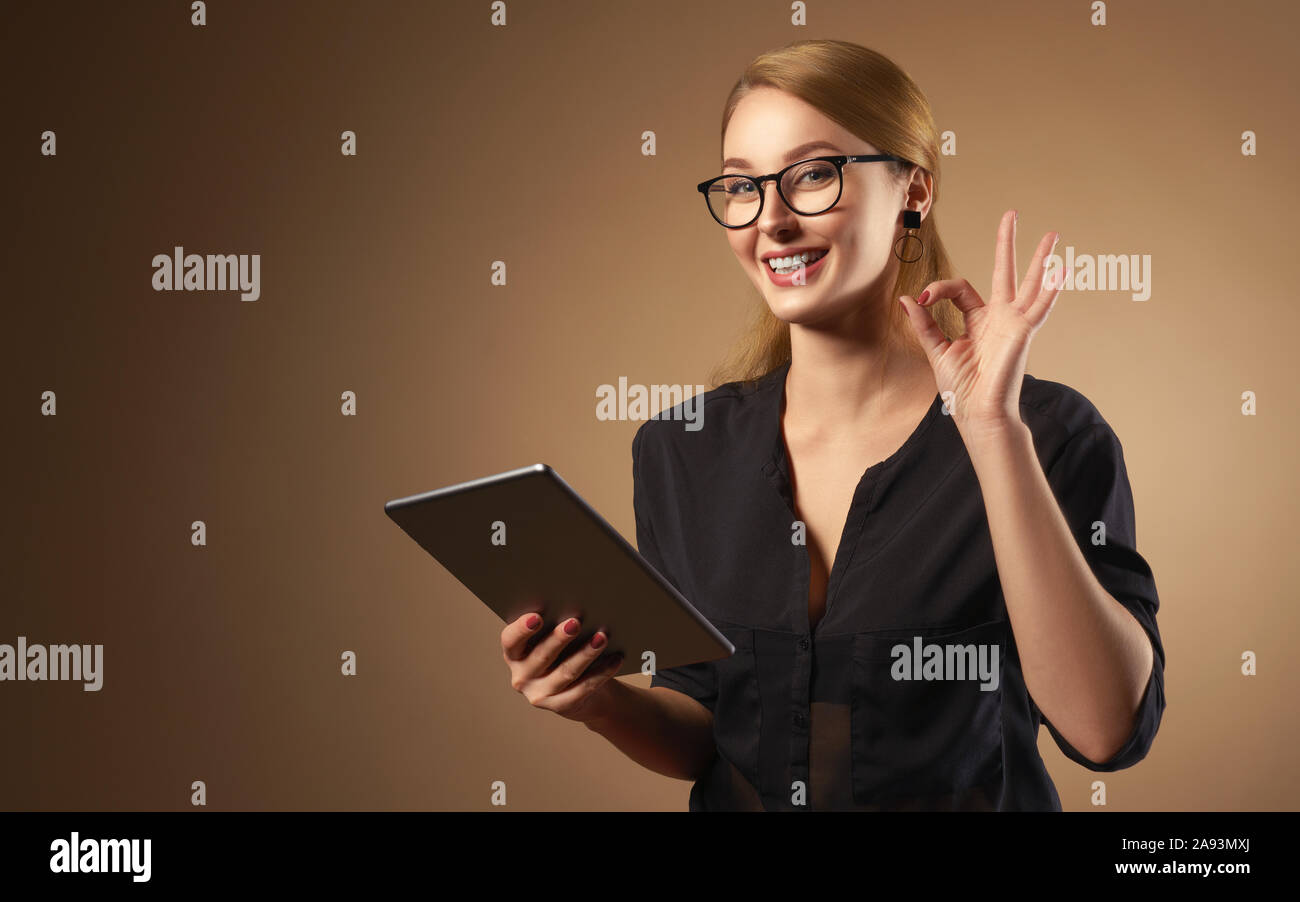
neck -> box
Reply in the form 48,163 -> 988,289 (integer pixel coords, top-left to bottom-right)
783,304 -> 935,436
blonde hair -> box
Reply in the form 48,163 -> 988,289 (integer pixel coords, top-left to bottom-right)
707,40 -> 963,388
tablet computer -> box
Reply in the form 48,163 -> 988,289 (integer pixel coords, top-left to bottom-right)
384,464 -> 733,678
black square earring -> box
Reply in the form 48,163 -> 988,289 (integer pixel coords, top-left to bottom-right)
893,209 -> 924,262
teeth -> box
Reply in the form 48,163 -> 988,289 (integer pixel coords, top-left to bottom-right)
767,249 -> 827,272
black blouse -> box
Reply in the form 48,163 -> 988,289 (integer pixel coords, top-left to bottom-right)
631,359 -> 1166,811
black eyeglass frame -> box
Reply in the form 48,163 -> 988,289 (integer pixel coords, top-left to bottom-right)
696,154 -> 910,229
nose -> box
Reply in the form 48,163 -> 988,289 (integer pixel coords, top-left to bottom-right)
754,179 -> 798,233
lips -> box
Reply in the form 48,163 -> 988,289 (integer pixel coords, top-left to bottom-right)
763,247 -> 830,286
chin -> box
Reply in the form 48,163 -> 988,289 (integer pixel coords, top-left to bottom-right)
762,291 -> 843,326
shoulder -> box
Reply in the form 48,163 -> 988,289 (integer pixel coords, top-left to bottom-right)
1019,372 -> 1110,430
633,369 -> 779,463
1018,373 -> 1125,472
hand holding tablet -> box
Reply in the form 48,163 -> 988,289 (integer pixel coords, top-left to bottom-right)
499,610 -> 625,722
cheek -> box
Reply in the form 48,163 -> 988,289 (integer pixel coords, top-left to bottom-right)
727,235 -> 753,264
728,240 -> 761,285
834,229 -> 890,275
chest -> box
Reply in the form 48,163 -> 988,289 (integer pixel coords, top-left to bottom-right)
785,425 -> 922,628
654,404 -> 1002,634
787,452 -> 868,562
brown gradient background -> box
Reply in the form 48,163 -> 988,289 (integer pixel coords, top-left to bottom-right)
2,0 -> 1296,811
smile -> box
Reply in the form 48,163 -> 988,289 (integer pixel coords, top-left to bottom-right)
766,248 -> 828,273
763,248 -> 829,285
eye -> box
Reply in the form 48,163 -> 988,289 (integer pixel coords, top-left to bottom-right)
791,162 -> 836,187
722,178 -> 756,197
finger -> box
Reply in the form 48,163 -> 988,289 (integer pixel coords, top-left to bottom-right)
991,210 -> 1017,304
1025,251 -> 1067,328
535,629 -> 613,696
516,617 -> 584,679
1012,231 -> 1060,314
898,293 -> 950,364
916,277 -> 984,318
501,611 -> 545,663
541,653 -> 625,712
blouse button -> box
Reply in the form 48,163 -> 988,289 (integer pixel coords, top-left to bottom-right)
798,637 -> 810,651
793,712 -> 807,728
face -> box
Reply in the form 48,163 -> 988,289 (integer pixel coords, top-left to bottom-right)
717,86 -> 930,332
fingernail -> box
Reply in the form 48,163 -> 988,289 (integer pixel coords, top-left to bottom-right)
917,289 -> 931,305
563,619 -> 580,636
525,614 -> 541,630
1013,210 -> 1019,224
590,632 -> 607,649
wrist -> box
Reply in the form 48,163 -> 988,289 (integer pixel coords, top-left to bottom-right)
960,416 -> 1033,462
577,674 -> 630,732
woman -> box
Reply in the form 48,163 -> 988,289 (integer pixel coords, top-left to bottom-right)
500,40 -> 1166,811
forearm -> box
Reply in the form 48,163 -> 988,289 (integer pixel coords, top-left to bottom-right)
965,421 -> 1154,763
579,679 -> 716,781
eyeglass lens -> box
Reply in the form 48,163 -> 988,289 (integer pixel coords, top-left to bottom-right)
705,159 -> 841,227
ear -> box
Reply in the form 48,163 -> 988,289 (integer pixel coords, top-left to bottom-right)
903,165 -> 935,224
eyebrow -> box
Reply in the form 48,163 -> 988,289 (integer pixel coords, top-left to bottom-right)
722,141 -> 846,171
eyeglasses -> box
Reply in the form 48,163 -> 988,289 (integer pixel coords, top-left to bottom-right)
697,154 -> 908,229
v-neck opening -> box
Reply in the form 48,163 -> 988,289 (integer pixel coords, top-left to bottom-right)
761,359 -> 947,635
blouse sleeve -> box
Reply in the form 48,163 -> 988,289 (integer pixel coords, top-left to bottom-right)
1033,421 -> 1167,771
632,423 -> 718,713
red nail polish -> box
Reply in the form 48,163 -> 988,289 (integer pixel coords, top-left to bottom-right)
525,614 -> 541,630
564,619 -> 580,636
591,632 -> 607,649
917,289 -> 931,305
